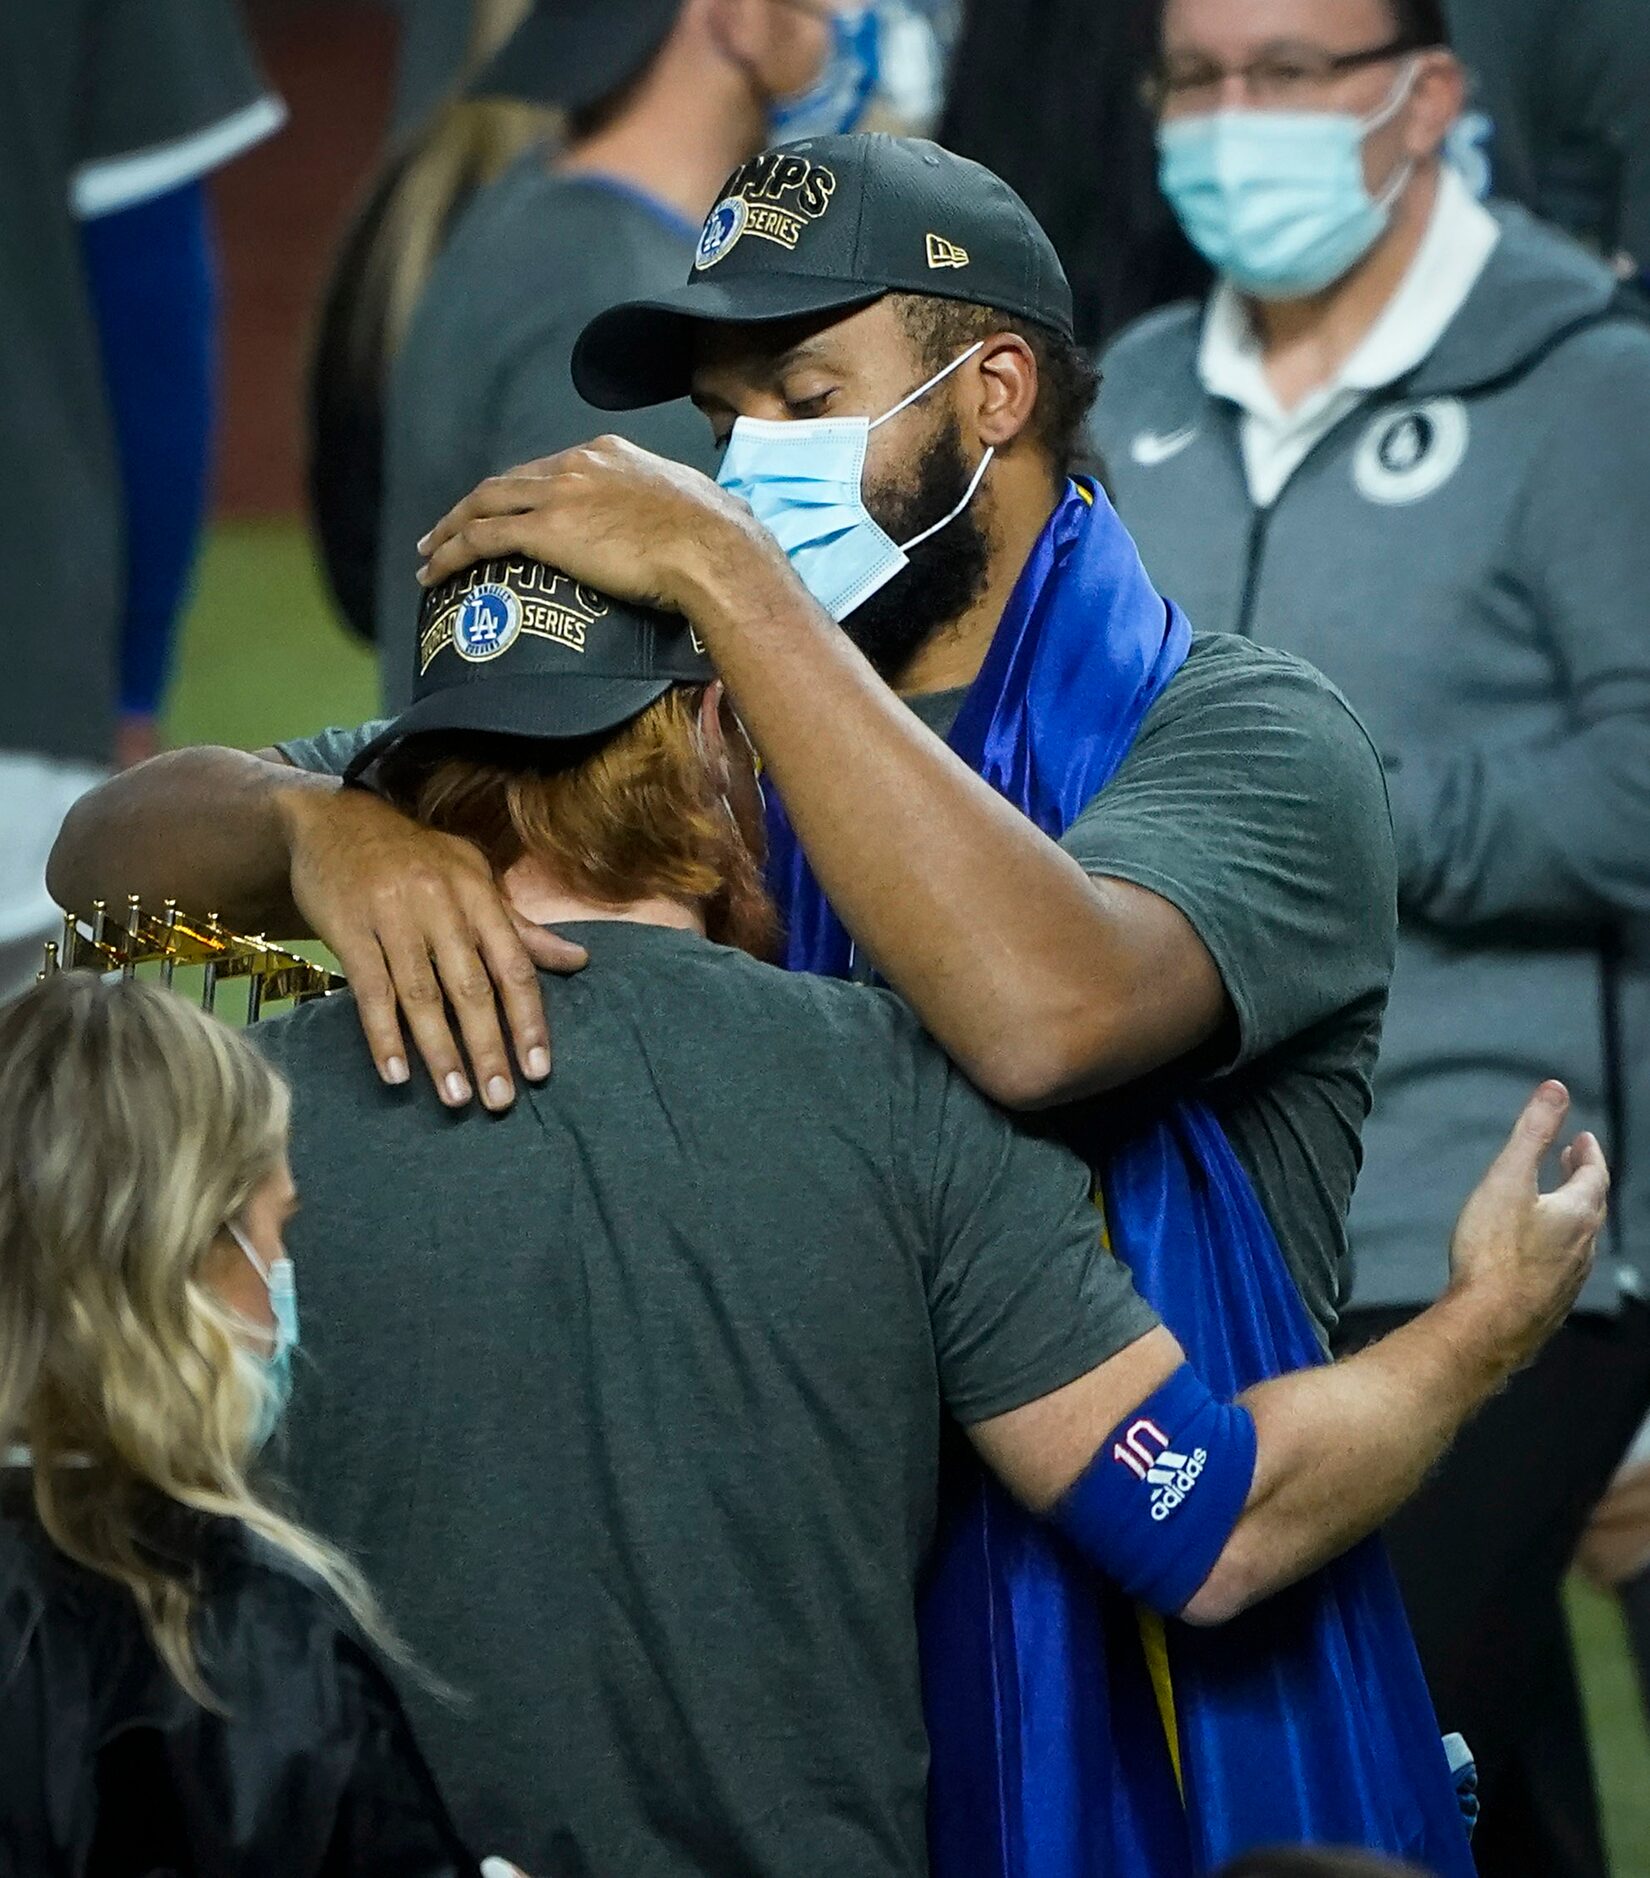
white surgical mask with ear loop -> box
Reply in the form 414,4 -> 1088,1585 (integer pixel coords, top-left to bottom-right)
1158,59 -> 1422,299
228,1220 -> 299,1451
716,342 -> 995,622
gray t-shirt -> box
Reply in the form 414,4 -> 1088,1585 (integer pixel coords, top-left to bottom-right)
377,157 -> 717,702
279,635 -> 1395,1339
255,922 -> 1156,1878
903,634 -> 1395,1338
3,0 -> 270,764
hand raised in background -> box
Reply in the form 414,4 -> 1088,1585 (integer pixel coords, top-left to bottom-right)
1446,1081 -> 1608,1371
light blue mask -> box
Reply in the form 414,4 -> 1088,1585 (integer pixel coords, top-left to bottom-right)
716,342 -> 994,622
769,4 -> 882,142
229,1221 -> 299,1451
1158,63 -> 1418,299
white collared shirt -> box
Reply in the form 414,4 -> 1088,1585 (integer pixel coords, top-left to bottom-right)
1197,165 -> 1502,508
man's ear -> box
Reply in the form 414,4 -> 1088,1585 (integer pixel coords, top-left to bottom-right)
1408,52 -> 1468,162
697,680 -> 732,783
972,333 -> 1040,451
702,0 -> 755,71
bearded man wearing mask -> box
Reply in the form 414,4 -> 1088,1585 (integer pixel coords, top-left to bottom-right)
365,0 -> 941,699
1093,3 -> 1650,1872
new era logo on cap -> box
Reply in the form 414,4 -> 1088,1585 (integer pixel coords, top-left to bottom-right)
925,233 -> 969,269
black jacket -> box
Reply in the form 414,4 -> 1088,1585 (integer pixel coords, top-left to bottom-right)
0,1485 -> 479,1877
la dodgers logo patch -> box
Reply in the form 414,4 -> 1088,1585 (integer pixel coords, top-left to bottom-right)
420,562 -> 608,675
695,196 -> 748,271
451,584 -> 522,662
695,153 -> 838,269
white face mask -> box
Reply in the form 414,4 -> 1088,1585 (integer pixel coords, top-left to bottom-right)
715,341 -> 994,621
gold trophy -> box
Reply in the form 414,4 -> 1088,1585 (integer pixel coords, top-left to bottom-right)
41,897 -> 341,1024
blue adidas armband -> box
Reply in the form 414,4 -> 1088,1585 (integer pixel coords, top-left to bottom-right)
1050,1364 -> 1257,1616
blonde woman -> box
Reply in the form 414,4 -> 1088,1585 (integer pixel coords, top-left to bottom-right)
0,972 -> 509,1875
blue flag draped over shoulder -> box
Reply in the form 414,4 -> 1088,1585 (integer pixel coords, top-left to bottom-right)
763,482 -> 1474,1876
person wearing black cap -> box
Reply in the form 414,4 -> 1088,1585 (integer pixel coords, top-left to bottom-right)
405,133 -> 1486,1866
252,554 -> 1604,1878
405,131 -> 1396,1346
364,0 -> 915,698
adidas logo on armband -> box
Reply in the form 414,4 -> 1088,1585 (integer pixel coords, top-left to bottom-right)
1113,1416 -> 1208,1521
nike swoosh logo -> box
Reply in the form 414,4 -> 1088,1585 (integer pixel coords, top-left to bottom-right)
1130,425 -> 1199,467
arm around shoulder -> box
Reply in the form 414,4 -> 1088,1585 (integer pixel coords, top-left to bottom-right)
47,744 -> 333,937
968,1086 -> 1604,1624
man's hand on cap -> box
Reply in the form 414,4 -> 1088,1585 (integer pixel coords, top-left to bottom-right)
276,783 -> 585,1110
415,437 -> 788,616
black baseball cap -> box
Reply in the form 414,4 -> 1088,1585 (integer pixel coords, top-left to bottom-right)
572,133 -> 1075,411
342,557 -> 712,786
468,0 -> 682,113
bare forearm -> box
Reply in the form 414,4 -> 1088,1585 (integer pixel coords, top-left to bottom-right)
681,551 -> 1214,1104
47,747 -> 332,937
1189,1290 -> 1505,1622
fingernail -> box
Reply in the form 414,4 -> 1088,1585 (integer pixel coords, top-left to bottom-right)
485,1076 -> 513,1109
1538,1082 -> 1567,1108
384,1055 -> 409,1086
417,532 -> 433,552
444,1071 -> 471,1105
416,563 -> 431,584
481,1861 -> 516,1878
526,1046 -> 550,1080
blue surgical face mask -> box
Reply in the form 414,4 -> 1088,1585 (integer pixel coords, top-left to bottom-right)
871,0 -> 948,137
228,1221 -> 299,1451
1157,61 -> 1419,299
716,342 -> 994,622
769,4 -> 882,142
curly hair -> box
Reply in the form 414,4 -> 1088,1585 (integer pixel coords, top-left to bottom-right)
889,293 -> 1102,479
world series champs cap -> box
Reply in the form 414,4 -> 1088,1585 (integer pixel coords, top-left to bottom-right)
342,557 -> 713,786
571,133 -> 1076,411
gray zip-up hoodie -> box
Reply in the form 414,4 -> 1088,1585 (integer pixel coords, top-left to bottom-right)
1093,203 -> 1650,1312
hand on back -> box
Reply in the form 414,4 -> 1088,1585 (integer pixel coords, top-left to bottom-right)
279,783 -> 584,1110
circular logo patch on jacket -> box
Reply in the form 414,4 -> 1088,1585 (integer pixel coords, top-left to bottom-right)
1353,398 -> 1470,506
451,584 -> 523,662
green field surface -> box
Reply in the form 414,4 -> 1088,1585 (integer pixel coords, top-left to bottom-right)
167,521 -> 1650,1870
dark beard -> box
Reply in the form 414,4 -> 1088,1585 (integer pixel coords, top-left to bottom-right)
843,415 -> 993,682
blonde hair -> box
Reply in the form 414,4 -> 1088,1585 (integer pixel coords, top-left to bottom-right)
0,974 -> 396,1704
331,0 -> 554,379
377,687 -> 779,957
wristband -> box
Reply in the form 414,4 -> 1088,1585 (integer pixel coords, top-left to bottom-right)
1051,1364 -> 1257,1615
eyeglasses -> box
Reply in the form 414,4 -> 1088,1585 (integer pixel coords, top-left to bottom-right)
1147,36 -> 1429,114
